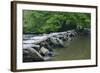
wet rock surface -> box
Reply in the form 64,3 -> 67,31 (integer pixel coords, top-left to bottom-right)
23,30 -> 77,62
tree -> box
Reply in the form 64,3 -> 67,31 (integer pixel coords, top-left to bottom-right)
23,10 -> 91,34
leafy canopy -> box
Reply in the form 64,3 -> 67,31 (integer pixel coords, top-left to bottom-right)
23,10 -> 91,33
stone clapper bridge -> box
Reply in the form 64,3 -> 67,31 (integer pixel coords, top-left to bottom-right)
23,30 -> 77,62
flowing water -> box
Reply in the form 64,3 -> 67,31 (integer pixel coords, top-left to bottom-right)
51,36 -> 91,61
23,34 -> 91,62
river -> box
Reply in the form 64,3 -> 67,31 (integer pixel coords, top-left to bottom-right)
23,33 -> 91,62
51,36 -> 91,61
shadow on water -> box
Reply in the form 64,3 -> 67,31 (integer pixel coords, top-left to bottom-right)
51,36 -> 91,61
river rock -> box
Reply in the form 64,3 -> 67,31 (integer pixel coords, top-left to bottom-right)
56,38 -> 64,47
23,47 -> 51,62
39,47 -> 50,56
49,37 -> 59,47
39,40 -> 53,52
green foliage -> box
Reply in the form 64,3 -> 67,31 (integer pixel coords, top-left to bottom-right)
23,10 -> 91,33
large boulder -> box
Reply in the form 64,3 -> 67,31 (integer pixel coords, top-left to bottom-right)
56,38 -> 64,47
39,47 -> 49,56
23,47 -> 51,62
39,40 -> 53,52
39,46 -> 54,57
49,37 -> 59,47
